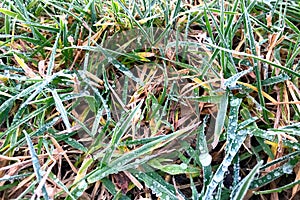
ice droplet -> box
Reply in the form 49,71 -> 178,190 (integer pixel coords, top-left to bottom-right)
180,163 -> 188,169
199,153 -> 212,166
274,171 -> 281,177
283,163 -> 293,174
222,158 -> 231,167
230,98 -> 241,106
213,173 -> 224,183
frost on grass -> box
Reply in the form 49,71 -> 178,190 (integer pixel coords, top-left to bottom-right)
74,27 -> 219,173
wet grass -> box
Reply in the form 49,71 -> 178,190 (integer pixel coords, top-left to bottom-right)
1,0 -> 300,199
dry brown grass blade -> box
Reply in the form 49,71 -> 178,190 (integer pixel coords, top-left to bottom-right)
266,101 -> 300,105
291,163 -> 300,200
124,170 -> 143,190
287,80 -> 300,114
266,12 -> 272,28
266,33 -> 280,62
233,31 -> 245,59
91,181 -> 101,199
172,176 -> 185,200
38,60 -> 46,78
49,136 -> 78,173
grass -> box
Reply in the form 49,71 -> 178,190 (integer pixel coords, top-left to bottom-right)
1,0 -> 300,199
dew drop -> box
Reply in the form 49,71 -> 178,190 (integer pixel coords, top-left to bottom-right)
283,163 -> 293,174
230,98 -> 240,106
213,173 -> 224,183
180,163 -> 188,169
258,180 -> 262,184
222,159 -> 231,167
274,171 -> 281,177
199,153 -> 212,166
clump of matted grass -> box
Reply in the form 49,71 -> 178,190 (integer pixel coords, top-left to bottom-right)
1,0 -> 300,199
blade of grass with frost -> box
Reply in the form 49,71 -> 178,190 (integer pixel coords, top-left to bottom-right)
231,160 -> 263,200
204,96 -> 245,200
255,129 -> 300,158
122,75 -> 129,104
14,72 -> 62,117
89,79 -> 111,119
24,131 -> 49,199
76,156 -> 93,179
159,55 -> 202,75
101,177 -> 118,196
211,91 -> 228,148
0,173 -> 31,182
51,89 -> 72,132
0,8 -> 23,20
148,159 -> 200,175
190,175 -> 198,200
254,179 -> 300,195
260,150 -> 300,170
285,18 -> 300,34
151,93 -> 169,133
223,67 -> 253,89
250,161 -> 297,189
21,21 -> 60,33
130,166 -> 179,200
286,44 -> 300,68
91,107 -> 104,137
204,130 -> 248,200
171,0 -> 182,22
101,100 -> 143,164
8,0 -> 46,41
47,32 -> 60,75
85,154 -> 157,185
120,135 -> 166,147
197,116 -> 212,196
4,8 -> 10,38
224,0 -> 240,37
186,95 -> 224,103
226,97 -> 244,151
68,179 -> 88,200
88,121 -> 111,155
87,122 -> 201,183
65,137 -> 88,152
232,156 -> 240,188
260,73 -> 290,86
